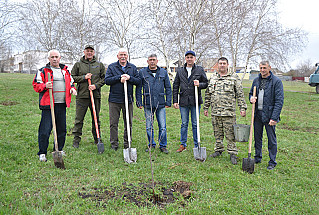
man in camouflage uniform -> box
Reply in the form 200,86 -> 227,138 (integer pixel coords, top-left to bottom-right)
203,57 -> 247,165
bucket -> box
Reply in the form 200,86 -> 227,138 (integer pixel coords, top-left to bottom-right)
233,124 -> 250,142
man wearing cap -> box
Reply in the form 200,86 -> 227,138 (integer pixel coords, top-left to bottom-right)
173,50 -> 208,152
105,48 -> 141,151
71,45 -> 105,148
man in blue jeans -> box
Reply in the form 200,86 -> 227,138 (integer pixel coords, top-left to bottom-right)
173,50 -> 208,152
136,54 -> 172,154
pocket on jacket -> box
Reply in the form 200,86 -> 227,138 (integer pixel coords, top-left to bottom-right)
144,92 -> 151,105
193,74 -> 201,80
208,79 -> 216,93
224,81 -> 234,92
158,93 -> 165,104
158,75 -> 165,82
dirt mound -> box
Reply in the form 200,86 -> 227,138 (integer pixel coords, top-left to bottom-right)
79,181 -> 194,208
1,100 -> 18,106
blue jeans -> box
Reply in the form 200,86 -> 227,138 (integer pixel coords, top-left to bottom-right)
145,107 -> 167,148
179,105 -> 200,147
38,103 -> 66,155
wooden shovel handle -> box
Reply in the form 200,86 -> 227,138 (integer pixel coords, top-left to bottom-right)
248,86 -> 256,154
48,72 -> 59,152
88,78 -> 100,139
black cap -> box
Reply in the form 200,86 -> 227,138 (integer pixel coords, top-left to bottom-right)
84,45 -> 94,50
185,50 -> 195,56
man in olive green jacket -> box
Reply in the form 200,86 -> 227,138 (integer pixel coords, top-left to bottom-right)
72,45 -> 105,148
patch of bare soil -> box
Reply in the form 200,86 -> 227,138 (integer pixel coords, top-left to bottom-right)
1,101 -> 18,106
279,124 -> 318,134
79,181 -> 194,209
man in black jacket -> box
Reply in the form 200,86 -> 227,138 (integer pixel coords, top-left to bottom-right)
105,48 -> 141,150
173,50 -> 208,152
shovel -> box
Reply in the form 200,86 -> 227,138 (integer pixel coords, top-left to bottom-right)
48,72 -> 65,169
123,80 -> 137,163
88,78 -> 104,154
242,86 -> 256,174
193,84 -> 206,162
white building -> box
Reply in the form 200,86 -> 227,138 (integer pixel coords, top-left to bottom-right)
13,50 -> 74,74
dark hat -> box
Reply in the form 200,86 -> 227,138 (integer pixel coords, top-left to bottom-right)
185,50 -> 195,56
84,45 -> 94,50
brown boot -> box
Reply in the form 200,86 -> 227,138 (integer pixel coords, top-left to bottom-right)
176,145 -> 186,152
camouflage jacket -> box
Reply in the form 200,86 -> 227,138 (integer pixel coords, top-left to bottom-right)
203,71 -> 247,117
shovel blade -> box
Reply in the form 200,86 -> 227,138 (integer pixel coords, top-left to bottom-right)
97,139 -> 104,154
193,147 -> 207,162
242,157 -> 255,174
123,148 -> 137,164
52,151 -> 65,169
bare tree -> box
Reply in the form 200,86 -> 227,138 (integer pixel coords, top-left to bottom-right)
0,0 -> 21,72
206,0 -> 307,77
170,0 -> 212,63
240,0 -> 307,75
95,0 -> 144,59
6,0 -> 307,74
18,0 -> 68,51
17,0 -> 105,61
60,0 -> 105,61
140,0 -> 175,75
296,59 -> 315,77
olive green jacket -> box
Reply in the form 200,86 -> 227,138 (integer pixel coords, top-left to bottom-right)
71,56 -> 105,99
204,71 -> 247,117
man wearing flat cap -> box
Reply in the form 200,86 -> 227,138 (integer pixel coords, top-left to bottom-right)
71,45 -> 105,148
173,50 -> 208,153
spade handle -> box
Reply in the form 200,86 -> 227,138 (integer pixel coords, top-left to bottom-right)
248,86 -> 257,154
47,72 -> 59,152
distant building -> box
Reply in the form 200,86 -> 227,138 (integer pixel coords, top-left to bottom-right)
129,57 -> 178,72
13,50 -> 74,74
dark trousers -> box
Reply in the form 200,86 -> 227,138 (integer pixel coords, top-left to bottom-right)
38,103 -> 66,155
72,98 -> 101,143
109,102 -> 133,148
254,112 -> 277,166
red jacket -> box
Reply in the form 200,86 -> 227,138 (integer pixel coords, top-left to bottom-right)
32,63 -> 75,110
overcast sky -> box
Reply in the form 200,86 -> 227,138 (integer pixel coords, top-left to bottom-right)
277,0 -> 319,68
13,0 -> 317,69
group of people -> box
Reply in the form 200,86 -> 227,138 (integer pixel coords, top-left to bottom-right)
33,46 -> 284,170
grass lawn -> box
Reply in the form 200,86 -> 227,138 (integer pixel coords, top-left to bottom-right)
0,73 -> 318,214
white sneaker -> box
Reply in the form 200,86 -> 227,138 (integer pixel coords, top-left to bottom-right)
61,151 -> 66,156
39,154 -> 47,162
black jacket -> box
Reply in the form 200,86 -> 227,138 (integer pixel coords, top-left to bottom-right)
173,63 -> 208,106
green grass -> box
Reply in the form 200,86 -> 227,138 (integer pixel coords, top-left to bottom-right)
0,73 -> 318,214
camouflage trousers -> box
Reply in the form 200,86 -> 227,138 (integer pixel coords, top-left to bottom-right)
211,115 -> 238,155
